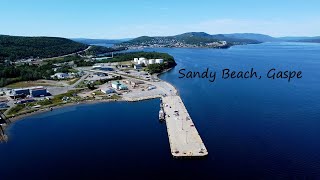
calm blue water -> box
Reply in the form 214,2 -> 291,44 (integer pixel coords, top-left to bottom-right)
1,42 -> 320,180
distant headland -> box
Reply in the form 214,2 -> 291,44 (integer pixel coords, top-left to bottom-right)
72,32 -> 320,49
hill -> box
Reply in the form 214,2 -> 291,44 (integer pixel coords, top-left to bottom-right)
0,35 -> 88,61
175,32 -> 260,43
296,38 -> 320,43
277,36 -> 320,43
223,33 -> 279,42
71,38 -> 131,45
277,36 -> 319,41
119,32 -> 261,48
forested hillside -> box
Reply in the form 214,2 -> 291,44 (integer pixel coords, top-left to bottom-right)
0,35 -> 88,61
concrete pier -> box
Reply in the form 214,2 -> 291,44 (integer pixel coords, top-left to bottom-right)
162,95 -> 208,158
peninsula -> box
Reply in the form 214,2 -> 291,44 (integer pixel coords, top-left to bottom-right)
116,32 -> 261,49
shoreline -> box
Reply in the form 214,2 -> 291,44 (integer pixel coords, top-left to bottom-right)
7,95 -> 163,124
2,67 -> 176,139
7,68 -> 179,125
5,68 -> 175,124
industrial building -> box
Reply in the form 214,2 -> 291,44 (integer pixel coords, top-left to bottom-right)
11,87 -> 48,98
11,88 -> 30,97
149,59 -> 155,64
134,64 -> 142,69
101,87 -> 115,94
111,81 -> 121,89
0,103 -> 8,109
111,81 -> 128,90
118,84 -> 128,90
155,59 -> 164,64
30,88 -> 47,97
134,57 -> 164,66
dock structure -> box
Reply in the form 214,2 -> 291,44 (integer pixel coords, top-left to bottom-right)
0,111 -> 8,142
162,95 -> 208,158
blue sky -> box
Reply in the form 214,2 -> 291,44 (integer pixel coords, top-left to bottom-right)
0,0 -> 319,38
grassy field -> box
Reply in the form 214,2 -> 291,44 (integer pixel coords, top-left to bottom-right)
6,80 -> 56,88
67,78 -> 80,85
7,104 -> 25,116
118,60 -> 133,65
102,94 -> 121,100
93,90 -> 104,96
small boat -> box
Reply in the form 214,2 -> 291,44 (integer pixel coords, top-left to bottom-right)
159,109 -> 165,121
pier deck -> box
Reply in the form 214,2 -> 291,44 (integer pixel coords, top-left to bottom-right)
162,95 -> 208,157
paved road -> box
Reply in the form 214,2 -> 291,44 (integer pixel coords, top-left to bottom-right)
42,46 -> 92,61
70,73 -> 89,88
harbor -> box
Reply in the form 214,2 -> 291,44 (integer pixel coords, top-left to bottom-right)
0,56 -> 208,158
116,71 -> 208,157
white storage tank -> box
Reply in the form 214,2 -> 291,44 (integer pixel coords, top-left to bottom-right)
155,59 -> 164,64
137,60 -> 143,65
143,59 -> 149,65
149,59 -> 155,64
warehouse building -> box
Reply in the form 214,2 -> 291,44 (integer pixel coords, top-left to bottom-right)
30,87 -> 48,97
11,88 -> 30,97
101,87 -> 115,94
11,87 -> 48,98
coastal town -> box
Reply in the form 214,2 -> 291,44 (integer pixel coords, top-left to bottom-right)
117,35 -> 231,49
